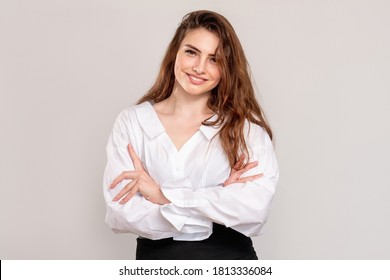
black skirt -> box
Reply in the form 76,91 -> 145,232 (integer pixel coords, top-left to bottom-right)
136,223 -> 258,260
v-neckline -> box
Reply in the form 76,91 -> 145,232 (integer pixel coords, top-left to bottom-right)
146,102 -> 205,154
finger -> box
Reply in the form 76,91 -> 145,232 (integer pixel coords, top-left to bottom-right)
223,179 -> 233,187
233,154 -> 246,171
119,184 -> 139,204
235,173 -> 263,183
229,161 -> 259,181
223,173 -> 263,187
113,179 -> 137,202
235,161 -> 259,176
127,144 -> 143,170
110,171 -> 137,189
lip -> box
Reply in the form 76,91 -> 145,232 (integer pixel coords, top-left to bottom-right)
186,73 -> 208,85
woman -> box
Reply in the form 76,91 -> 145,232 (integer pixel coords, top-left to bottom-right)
103,10 -> 279,260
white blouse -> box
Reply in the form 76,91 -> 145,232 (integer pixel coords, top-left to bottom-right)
103,101 -> 279,241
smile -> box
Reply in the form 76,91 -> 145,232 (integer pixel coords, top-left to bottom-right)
186,73 -> 208,85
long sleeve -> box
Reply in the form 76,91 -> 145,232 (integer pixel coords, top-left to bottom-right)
104,102 -> 278,241
103,108 -> 213,240
160,124 -> 279,237
103,110 -> 178,240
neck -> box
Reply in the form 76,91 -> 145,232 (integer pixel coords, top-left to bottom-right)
163,84 -> 213,118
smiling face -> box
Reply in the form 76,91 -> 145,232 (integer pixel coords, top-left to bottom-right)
173,28 -> 221,97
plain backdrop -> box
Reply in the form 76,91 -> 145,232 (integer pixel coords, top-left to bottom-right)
1,0 -> 389,259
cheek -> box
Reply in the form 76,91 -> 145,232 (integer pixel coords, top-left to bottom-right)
176,54 -> 191,68
174,57 -> 182,78
175,59 -> 192,80
211,67 -> 222,83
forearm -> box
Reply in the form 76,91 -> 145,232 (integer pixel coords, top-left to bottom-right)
104,175 -> 212,240
161,180 -> 276,236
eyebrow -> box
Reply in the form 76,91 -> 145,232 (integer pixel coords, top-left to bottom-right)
184,44 -> 216,56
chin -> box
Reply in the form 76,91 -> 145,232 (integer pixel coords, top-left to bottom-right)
175,78 -> 218,96
186,87 -> 213,96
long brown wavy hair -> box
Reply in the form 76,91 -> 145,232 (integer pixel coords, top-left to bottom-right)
138,10 -> 272,167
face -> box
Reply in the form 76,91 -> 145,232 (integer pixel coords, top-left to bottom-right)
173,28 -> 221,97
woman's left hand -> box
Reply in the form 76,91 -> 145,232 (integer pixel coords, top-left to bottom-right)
110,144 -> 170,205
223,155 -> 263,187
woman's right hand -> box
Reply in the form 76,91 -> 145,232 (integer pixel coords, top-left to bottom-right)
110,144 -> 170,205
223,155 -> 263,187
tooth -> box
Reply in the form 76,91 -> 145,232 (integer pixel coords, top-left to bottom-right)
191,76 -> 202,81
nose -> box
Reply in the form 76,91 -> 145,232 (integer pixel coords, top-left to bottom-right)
193,58 -> 206,75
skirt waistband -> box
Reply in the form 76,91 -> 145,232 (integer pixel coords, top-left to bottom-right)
136,223 -> 258,260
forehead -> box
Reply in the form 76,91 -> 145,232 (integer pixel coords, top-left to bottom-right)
180,28 -> 220,54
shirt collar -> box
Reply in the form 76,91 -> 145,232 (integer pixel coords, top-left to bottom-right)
134,102 -> 165,139
135,101 -> 221,140
199,114 -> 221,140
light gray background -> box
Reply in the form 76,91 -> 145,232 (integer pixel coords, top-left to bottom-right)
1,0 -> 389,259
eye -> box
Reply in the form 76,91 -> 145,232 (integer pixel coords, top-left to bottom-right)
209,57 -> 217,64
185,49 -> 196,56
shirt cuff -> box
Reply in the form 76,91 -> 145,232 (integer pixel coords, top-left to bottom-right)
160,189 -> 212,241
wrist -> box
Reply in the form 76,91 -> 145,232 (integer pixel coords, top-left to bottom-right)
147,189 -> 170,205
157,190 -> 171,205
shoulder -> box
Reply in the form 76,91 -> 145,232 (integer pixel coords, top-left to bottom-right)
110,102 -> 150,136
110,102 -> 153,143
244,120 -> 273,148
114,101 -> 152,124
